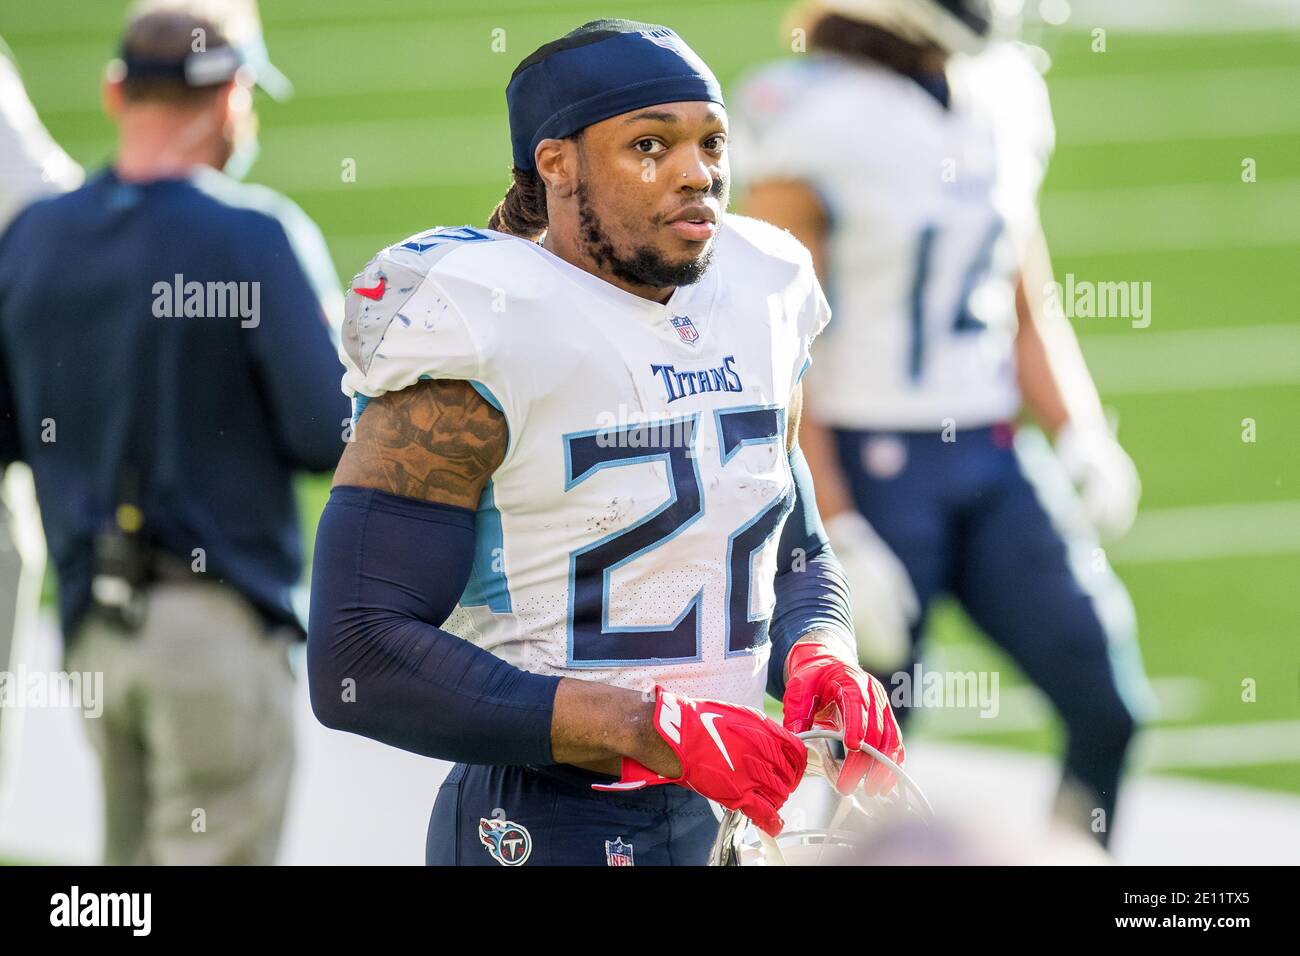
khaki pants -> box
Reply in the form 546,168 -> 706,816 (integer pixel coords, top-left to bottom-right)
0,507 -> 21,792
67,581 -> 296,865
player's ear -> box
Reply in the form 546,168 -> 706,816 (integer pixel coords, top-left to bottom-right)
102,77 -> 125,121
535,138 -> 576,199
220,79 -> 249,126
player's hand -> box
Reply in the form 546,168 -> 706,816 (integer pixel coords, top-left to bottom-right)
782,638 -> 904,797
592,686 -> 807,837
1055,422 -> 1141,542
824,511 -> 918,672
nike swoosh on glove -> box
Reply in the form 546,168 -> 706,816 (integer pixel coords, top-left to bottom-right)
782,639 -> 905,797
592,686 -> 808,837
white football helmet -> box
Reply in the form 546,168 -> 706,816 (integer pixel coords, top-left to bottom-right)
815,0 -> 994,54
708,730 -> 934,865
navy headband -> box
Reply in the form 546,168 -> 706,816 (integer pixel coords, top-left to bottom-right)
506,19 -> 725,173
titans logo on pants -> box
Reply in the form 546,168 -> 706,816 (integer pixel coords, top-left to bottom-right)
479,817 -> 532,866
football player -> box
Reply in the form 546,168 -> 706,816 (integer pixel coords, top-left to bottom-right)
307,19 -> 904,866
732,0 -> 1153,845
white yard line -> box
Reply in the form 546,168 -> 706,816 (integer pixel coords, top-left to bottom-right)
1079,324 -> 1300,395
913,661 -> 1300,771
313,178 -> 1300,275
1044,181 -> 1300,256
1050,66 -> 1300,145
1042,0 -> 1300,33
1112,500 -> 1300,564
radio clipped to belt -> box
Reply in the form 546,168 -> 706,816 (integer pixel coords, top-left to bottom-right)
91,331 -> 157,633
90,473 -> 153,632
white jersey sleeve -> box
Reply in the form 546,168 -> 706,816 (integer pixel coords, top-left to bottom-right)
340,233 -> 485,397
340,226 -> 572,463
721,212 -> 832,391
800,257 -> 832,364
0,53 -> 83,232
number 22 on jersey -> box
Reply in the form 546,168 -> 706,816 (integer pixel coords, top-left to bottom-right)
562,406 -> 794,667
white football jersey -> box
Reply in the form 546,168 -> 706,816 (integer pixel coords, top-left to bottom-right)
732,42 -> 1055,431
339,216 -> 829,708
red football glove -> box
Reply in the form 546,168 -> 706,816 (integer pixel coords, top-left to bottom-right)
592,686 -> 808,837
782,639 -> 905,796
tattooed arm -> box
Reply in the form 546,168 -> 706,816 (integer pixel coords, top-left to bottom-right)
310,379 -> 680,774
333,378 -> 504,506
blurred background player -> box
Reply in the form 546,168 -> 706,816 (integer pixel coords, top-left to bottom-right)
0,6 -> 349,863
0,34 -> 82,813
733,0 -> 1154,846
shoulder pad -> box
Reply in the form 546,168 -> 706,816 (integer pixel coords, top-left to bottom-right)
341,226 -> 501,376
719,214 -> 815,270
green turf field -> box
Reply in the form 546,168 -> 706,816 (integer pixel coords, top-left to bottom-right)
4,3 -> 1296,796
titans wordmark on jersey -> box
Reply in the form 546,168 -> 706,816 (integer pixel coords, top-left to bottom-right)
339,217 -> 829,708
732,41 -> 1055,431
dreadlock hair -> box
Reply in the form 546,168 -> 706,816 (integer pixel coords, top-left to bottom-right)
487,165 -> 550,240
487,130 -> 586,240
808,12 -> 941,77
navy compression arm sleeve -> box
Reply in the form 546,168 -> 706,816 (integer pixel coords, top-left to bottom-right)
307,486 -> 561,765
766,445 -> 856,699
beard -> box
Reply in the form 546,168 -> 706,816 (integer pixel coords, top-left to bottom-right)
575,179 -> 726,290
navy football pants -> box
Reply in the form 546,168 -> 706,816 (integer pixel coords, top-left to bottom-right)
834,424 -> 1152,845
426,762 -> 719,866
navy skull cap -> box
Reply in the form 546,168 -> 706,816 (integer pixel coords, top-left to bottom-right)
506,19 -> 725,172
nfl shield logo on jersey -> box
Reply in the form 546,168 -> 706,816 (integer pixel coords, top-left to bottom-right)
479,817 -> 532,866
670,314 -> 700,345
605,837 -> 635,866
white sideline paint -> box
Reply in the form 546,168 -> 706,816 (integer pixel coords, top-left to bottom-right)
1139,721 -> 1300,770
903,742 -> 1300,865
1,614 -> 1298,865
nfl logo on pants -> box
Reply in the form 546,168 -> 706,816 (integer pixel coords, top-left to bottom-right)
605,838 -> 634,866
